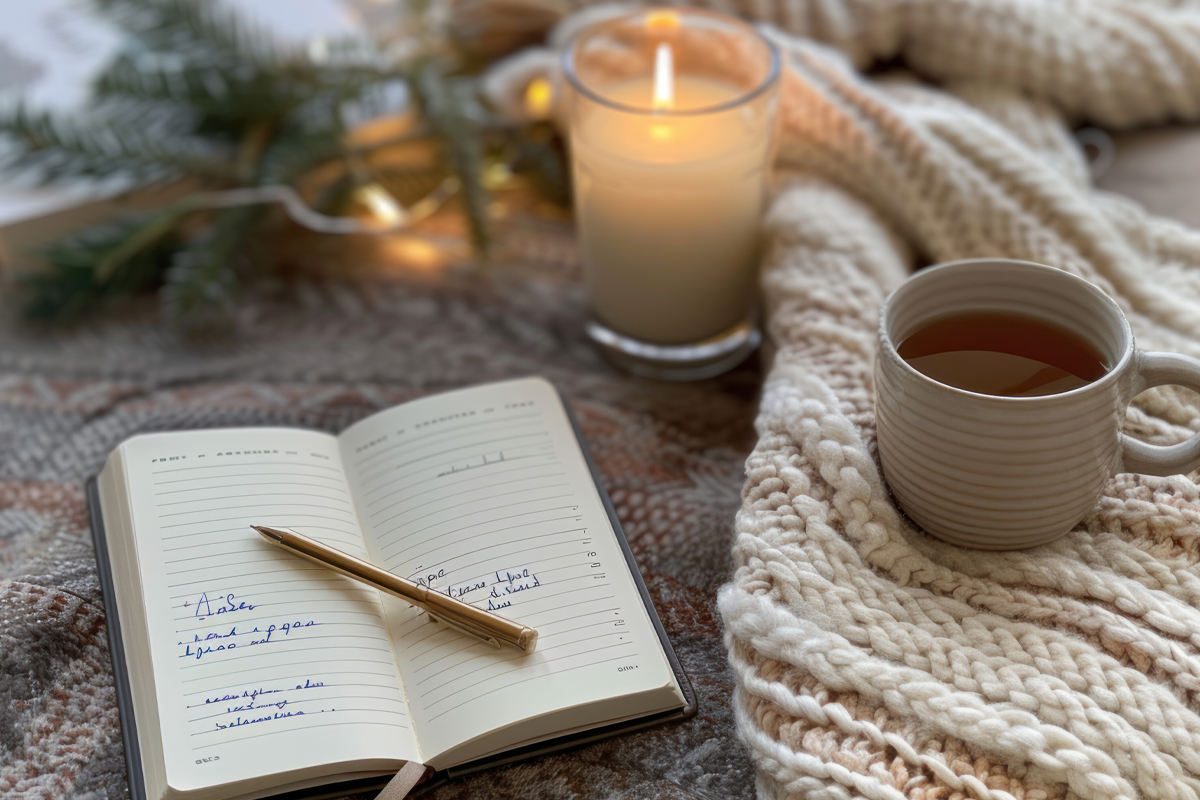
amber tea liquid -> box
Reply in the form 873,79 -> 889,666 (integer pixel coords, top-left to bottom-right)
896,311 -> 1110,397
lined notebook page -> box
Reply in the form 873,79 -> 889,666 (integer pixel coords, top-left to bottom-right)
116,429 -> 419,790
338,378 -> 680,765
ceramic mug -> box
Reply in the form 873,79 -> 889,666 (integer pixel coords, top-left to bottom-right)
875,258 -> 1200,549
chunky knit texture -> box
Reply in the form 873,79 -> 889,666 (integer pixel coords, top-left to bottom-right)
469,0 -> 1200,797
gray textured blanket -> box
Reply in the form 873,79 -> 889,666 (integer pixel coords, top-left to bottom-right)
0,253 -> 757,799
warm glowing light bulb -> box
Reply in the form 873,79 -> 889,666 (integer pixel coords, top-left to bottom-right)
385,236 -> 445,271
652,43 -> 674,111
524,76 -> 553,119
354,183 -> 405,226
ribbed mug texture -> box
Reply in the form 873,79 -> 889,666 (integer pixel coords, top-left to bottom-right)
875,260 -> 1135,549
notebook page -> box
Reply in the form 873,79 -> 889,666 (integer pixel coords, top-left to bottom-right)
338,378 -> 680,765
116,429 -> 419,792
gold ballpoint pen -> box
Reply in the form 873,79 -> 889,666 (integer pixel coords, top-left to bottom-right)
252,525 -> 538,653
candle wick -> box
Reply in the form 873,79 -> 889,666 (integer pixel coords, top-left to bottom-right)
653,43 -> 674,111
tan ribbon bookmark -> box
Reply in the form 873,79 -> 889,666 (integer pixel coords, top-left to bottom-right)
376,760 -> 429,800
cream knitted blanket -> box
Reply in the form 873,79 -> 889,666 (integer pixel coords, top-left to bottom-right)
469,1 -> 1200,797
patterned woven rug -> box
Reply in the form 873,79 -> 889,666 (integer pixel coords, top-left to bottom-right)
0,224 -> 761,799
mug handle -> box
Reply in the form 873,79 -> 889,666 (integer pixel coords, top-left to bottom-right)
1122,351 -> 1200,476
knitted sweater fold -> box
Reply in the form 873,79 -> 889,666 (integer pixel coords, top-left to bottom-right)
735,11 -> 1200,800
469,1 -> 1200,795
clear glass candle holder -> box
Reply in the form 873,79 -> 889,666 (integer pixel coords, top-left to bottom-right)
564,8 -> 779,380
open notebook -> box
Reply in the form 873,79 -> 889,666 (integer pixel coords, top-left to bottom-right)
88,378 -> 694,800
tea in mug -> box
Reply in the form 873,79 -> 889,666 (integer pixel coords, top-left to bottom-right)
896,311 -> 1109,397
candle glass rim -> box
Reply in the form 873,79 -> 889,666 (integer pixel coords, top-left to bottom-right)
561,9 -> 781,118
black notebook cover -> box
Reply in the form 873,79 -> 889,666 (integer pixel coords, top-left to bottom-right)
86,393 -> 697,800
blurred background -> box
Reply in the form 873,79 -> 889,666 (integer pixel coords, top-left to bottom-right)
0,0 -> 577,328
1,0 -> 1195,330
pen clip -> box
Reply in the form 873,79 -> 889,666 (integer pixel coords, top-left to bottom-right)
426,612 -> 503,649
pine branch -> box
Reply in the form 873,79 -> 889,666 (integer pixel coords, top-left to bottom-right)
256,129 -> 347,186
90,1 -> 396,129
18,214 -> 178,320
93,52 -> 316,124
160,204 -> 263,323
10,0 -> 530,325
92,55 -> 392,125
511,122 -> 570,206
92,0 -> 287,68
96,203 -> 194,281
312,171 -> 357,217
415,63 -> 491,257
0,104 -> 236,184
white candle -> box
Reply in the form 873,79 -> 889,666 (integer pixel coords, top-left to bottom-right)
569,49 -> 774,345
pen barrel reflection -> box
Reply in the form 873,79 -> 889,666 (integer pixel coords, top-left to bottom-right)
252,525 -> 538,653
423,591 -> 534,651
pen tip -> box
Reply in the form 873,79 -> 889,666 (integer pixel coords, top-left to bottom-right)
252,525 -> 285,542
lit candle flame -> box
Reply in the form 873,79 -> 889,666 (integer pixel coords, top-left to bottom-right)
652,42 -> 674,111
645,9 -> 680,34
